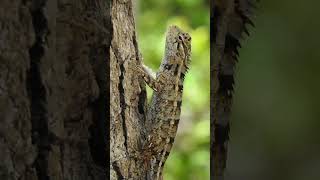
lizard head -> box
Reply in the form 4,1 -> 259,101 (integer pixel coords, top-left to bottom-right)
163,25 -> 191,73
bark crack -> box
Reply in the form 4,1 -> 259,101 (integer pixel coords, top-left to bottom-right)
88,42 -> 109,168
112,161 -> 124,179
27,1 -> 50,179
119,64 -> 128,150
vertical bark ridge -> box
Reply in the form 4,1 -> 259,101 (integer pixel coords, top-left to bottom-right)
0,0 -> 37,179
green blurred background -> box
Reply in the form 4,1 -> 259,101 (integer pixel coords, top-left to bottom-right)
134,0 -> 320,179
227,0 -> 320,180
134,0 -> 210,179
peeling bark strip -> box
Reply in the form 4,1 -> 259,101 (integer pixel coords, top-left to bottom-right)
211,0 -> 258,178
1,0 -> 110,179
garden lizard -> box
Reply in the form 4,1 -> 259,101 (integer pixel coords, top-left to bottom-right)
135,25 -> 191,180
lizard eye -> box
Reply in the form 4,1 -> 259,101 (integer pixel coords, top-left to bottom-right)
178,35 -> 183,41
164,64 -> 172,70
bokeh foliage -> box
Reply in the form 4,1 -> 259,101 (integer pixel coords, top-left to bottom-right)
227,0 -> 320,179
135,0 -> 210,179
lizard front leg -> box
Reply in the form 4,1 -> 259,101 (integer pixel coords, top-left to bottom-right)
134,64 -> 166,92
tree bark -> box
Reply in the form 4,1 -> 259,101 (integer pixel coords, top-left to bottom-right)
211,0 -> 257,179
110,0 -> 149,179
0,0 -> 110,179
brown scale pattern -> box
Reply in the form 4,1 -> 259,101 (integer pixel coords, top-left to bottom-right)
138,25 -> 191,180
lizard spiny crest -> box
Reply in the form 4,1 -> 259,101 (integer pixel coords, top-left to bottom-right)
161,25 -> 191,76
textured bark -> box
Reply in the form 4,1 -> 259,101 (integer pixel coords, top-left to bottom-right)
0,0 -> 110,179
110,0 -> 149,179
0,1 -> 36,179
211,0 -> 257,179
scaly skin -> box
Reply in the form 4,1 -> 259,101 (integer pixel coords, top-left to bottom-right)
136,25 -> 191,180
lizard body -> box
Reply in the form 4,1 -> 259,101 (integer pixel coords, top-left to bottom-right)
136,25 -> 191,180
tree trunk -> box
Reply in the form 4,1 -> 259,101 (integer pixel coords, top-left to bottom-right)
211,0 -> 257,179
110,0 -> 149,179
0,0 -> 110,179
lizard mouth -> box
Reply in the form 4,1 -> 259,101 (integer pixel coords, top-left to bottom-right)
181,42 -> 188,65
178,33 -> 191,62
173,32 -> 191,70
178,40 -> 190,67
